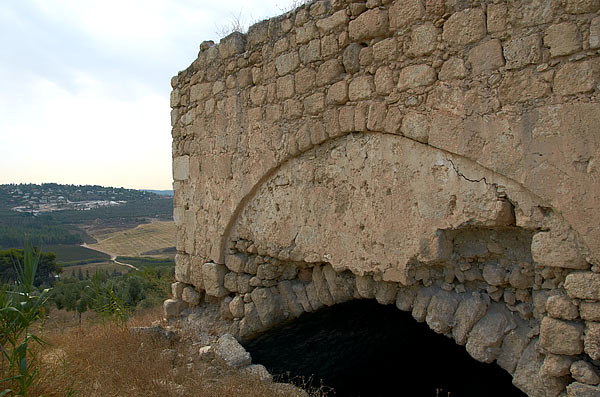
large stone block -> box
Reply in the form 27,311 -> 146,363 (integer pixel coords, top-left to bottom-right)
554,60 -> 600,97
173,155 -> 190,181
202,262 -> 229,297
425,290 -> 459,334
585,322 -> 600,360
503,34 -> 542,70
442,8 -> 486,46
565,272 -> 600,300
349,8 -> 389,40
465,310 -> 512,363
214,333 -> 251,368
540,316 -> 584,355
468,39 -> 505,76
349,75 -> 374,100
397,64 -> 436,91
389,0 -> 425,30
499,69 -> 550,105
544,22 -> 581,57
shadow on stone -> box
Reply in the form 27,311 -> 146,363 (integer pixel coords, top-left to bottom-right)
243,300 -> 526,397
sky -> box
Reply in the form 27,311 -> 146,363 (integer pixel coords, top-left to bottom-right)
0,0 -> 298,190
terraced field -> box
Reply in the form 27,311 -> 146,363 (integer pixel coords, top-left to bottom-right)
86,221 -> 176,258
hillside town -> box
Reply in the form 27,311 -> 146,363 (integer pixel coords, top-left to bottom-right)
0,183 -> 154,215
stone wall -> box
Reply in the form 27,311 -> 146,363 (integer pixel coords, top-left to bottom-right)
167,0 -> 600,395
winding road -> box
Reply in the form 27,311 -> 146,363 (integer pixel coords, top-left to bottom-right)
81,243 -> 139,271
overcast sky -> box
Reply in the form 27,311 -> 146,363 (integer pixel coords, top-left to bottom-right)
0,0 -> 297,190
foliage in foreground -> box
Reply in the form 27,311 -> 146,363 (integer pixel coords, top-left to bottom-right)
0,242 -> 51,396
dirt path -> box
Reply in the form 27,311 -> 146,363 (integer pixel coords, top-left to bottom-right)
81,243 -> 139,271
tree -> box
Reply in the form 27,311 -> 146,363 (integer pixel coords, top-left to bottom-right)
77,268 -> 83,281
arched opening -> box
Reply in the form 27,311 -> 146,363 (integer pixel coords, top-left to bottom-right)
243,300 -> 526,397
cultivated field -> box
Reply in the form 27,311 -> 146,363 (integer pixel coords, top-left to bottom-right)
86,220 -> 176,258
45,244 -> 111,265
60,261 -> 130,279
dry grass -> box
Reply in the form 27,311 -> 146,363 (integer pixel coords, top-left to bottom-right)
28,308 -> 320,397
87,221 -> 176,258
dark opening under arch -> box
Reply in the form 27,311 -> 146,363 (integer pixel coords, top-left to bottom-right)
243,300 -> 526,397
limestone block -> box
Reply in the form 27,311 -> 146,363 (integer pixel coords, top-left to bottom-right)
540,317 -> 584,355
321,34 -> 338,57
465,310 -> 512,363
229,295 -> 244,318
163,299 -> 183,319
295,68 -> 316,95
566,383 -> 600,396
397,64 -> 436,91
442,8 -> 486,46
202,262 -> 229,298
291,281 -> 313,312
590,17 -> 600,49
220,296 -> 233,320
565,272 -> 600,300
342,43 -> 362,74
373,38 -> 397,62
354,102 -> 369,132
487,3 -> 507,34
348,8 -> 389,41
349,75 -> 375,100
224,272 -> 238,292
565,0 -> 600,14
278,280 -> 305,318
356,275 -> 376,299
374,67 -> 394,95
540,353 -> 575,377
508,266 -> 534,289
237,274 -> 252,294
482,264 -> 506,286
323,265 -> 356,303
571,361 -> 600,385
544,23 -> 581,57
226,254 -> 246,273
384,106 -> 402,134
499,69 -> 550,105
276,52 -> 300,76
242,302 -> 263,336
247,20 -> 268,48
324,108 -> 342,138
513,340 -> 569,397
339,106 -> 355,132
171,281 -> 185,299
438,57 -> 467,81
367,102 -> 386,131
425,290 -> 459,334
581,303 -> 600,322
251,287 -> 285,327
284,99 -> 303,119
554,60 -> 600,97
316,9 -> 348,31
401,111 -> 429,143
219,32 -> 245,58
297,22 -> 318,45
326,81 -> 348,104
245,364 -> 273,383
467,39 -> 505,76
182,286 -> 201,306
375,281 -> 397,305
173,155 -> 190,181
408,23 -> 437,56
412,287 -> 436,322
453,292 -> 489,345
312,266 -> 335,306
389,0 -> 425,30
586,322 -> 600,360
359,47 -> 373,66
316,59 -> 344,86
215,334 -> 251,369
299,39 -> 321,64
497,325 -> 531,374
277,75 -> 295,99
546,295 -> 579,320
304,93 -> 325,115
305,281 -> 325,311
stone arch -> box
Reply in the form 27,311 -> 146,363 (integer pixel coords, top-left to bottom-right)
167,0 -> 600,395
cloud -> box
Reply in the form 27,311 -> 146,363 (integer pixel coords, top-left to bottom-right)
0,0 -> 295,189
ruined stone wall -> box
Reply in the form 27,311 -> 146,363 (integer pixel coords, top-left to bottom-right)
167,0 -> 600,395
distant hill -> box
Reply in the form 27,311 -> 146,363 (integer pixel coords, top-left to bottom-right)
142,189 -> 174,196
0,183 -> 173,249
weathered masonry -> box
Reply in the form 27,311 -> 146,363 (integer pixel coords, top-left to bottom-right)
167,0 -> 600,395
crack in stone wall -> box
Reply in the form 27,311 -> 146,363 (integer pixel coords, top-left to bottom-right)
167,0 -> 600,395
